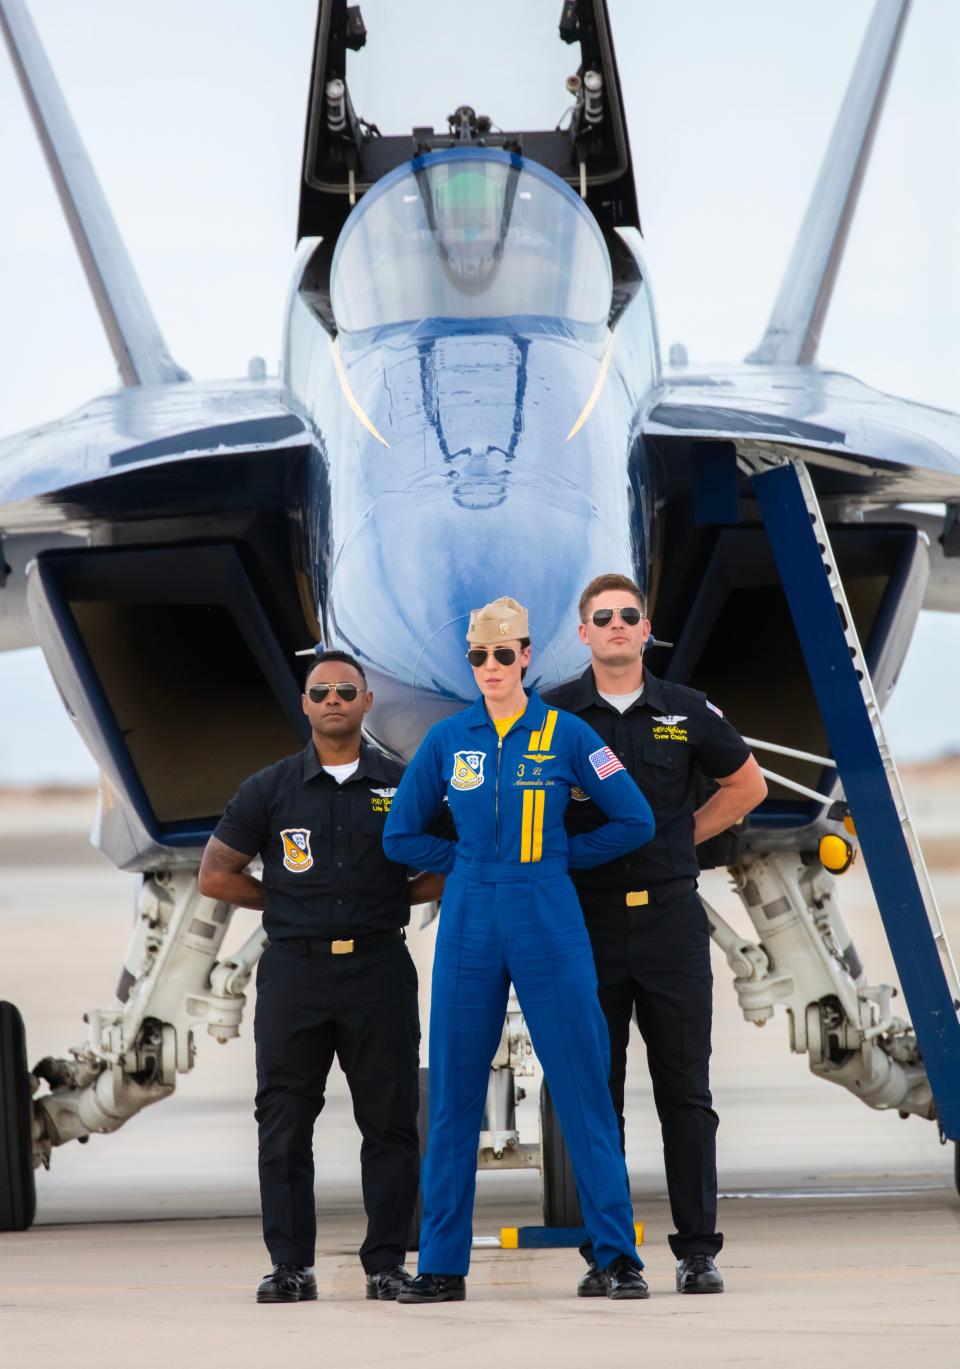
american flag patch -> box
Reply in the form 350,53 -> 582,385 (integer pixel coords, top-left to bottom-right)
588,746 -> 624,780
706,700 -> 723,718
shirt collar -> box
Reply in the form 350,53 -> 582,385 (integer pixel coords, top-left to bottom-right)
577,663 -> 666,715
301,737 -> 388,784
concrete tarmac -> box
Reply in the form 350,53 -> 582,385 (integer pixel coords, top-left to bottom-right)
2,780 -> 960,1367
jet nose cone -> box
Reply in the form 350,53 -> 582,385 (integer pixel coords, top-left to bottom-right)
325,485 -> 636,758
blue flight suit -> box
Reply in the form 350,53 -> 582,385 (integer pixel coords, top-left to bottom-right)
383,687 -> 655,1275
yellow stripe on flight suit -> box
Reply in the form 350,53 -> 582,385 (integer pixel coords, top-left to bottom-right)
521,790 -> 534,862
531,789 -> 545,862
520,786 -> 547,862
539,710 -> 558,751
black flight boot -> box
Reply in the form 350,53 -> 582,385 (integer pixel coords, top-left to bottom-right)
365,1264 -> 415,1300
576,1263 -> 608,1297
676,1254 -> 724,1294
396,1273 -> 466,1304
603,1256 -> 650,1300
256,1263 -> 318,1303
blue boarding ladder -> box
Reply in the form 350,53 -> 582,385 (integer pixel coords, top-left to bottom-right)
739,445 -> 960,1139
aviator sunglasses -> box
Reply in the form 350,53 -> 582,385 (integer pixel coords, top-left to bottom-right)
466,646 -> 518,668
307,682 -> 360,702
590,606 -> 643,628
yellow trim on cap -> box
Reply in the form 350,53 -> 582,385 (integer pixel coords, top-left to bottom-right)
565,331 -> 614,442
329,337 -> 390,448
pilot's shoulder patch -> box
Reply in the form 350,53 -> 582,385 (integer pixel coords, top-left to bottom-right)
705,700 -> 723,718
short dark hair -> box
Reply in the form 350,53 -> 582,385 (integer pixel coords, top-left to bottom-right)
303,649 -> 368,690
578,573 -> 646,621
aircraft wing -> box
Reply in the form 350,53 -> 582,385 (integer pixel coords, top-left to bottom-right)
645,363 -> 960,505
0,380 -> 308,532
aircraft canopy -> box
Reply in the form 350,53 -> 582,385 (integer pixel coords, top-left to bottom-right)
330,150 -> 612,335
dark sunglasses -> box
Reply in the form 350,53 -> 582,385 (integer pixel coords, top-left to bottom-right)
590,606 -> 643,628
307,682 -> 360,702
466,647 -> 518,668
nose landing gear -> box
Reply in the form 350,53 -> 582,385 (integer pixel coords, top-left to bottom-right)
0,1001 -> 37,1232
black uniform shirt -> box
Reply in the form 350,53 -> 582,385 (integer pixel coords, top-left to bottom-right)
214,739 -> 429,942
543,667 -> 751,900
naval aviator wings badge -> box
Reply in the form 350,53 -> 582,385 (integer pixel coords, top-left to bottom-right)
281,828 -> 313,873
451,751 -> 485,791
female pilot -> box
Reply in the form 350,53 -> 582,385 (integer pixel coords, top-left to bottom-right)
383,596 -> 655,1303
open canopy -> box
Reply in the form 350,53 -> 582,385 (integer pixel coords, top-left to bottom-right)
330,149 -> 613,335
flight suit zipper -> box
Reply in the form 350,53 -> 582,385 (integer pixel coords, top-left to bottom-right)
495,734 -> 503,859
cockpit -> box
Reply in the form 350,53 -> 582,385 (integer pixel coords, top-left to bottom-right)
330,149 -> 613,336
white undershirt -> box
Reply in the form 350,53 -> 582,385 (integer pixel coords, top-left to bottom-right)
598,686 -> 644,714
322,759 -> 360,784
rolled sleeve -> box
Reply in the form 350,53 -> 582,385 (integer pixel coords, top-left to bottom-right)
212,774 -> 268,858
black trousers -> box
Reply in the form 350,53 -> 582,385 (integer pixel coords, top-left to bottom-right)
253,935 -> 420,1271
580,889 -> 722,1260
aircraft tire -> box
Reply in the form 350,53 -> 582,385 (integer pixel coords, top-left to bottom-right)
407,1066 -> 430,1251
0,1001 -> 36,1232
539,1079 -> 583,1228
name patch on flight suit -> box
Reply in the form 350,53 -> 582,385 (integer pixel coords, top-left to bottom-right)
280,828 -> 313,873
451,751 -> 485,791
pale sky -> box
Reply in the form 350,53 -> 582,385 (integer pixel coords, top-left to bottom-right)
0,0 -> 958,783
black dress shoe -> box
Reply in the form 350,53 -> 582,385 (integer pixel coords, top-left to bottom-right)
256,1264 -> 318,1303
576,1263 -> 607,1297
396,1273 -> 466,1304
676,1254 -> 724,1294
603,1256 -> 650,1300
365,1264 -> 415,1301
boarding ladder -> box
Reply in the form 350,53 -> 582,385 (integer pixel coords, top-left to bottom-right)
737,444 -> 960,1136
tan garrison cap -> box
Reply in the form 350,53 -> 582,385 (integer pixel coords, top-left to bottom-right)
466,596 -> 530,644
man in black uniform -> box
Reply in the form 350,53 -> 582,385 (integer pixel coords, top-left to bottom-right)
199,650 -> 445,1304
544,573 -> 767,1297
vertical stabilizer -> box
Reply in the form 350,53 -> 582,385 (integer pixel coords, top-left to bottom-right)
0,0 -> 189,385
746,0 -> 911,366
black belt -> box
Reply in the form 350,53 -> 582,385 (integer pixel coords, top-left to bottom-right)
582,877 -> 696,910
278,929 -> 405,957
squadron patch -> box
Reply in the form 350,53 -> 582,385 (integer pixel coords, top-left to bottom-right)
369,786 -> 397,813
570,786 -> 590,802
451,751 -> 485,791
280,828 -> 313,873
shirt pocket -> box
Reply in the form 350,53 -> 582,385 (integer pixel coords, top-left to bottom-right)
641,741 -> 690,810
351,808 -> 388,867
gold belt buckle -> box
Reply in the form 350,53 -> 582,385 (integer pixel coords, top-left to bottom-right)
331,939 -> 355,955
625,891 -> 649,908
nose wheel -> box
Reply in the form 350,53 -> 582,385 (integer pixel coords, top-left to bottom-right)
539,1079 -> 583,1228
0,1001 -> 37,1232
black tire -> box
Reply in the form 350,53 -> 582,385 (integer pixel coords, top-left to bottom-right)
0,1002 -> 36,1232
540,1078 -> 583,1228
407,1066 -> 430,1251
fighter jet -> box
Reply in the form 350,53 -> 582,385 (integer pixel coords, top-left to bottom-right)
2,0 -> 959,1235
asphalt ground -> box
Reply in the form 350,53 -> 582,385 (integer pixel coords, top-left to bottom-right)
2,779 -> 960,1366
